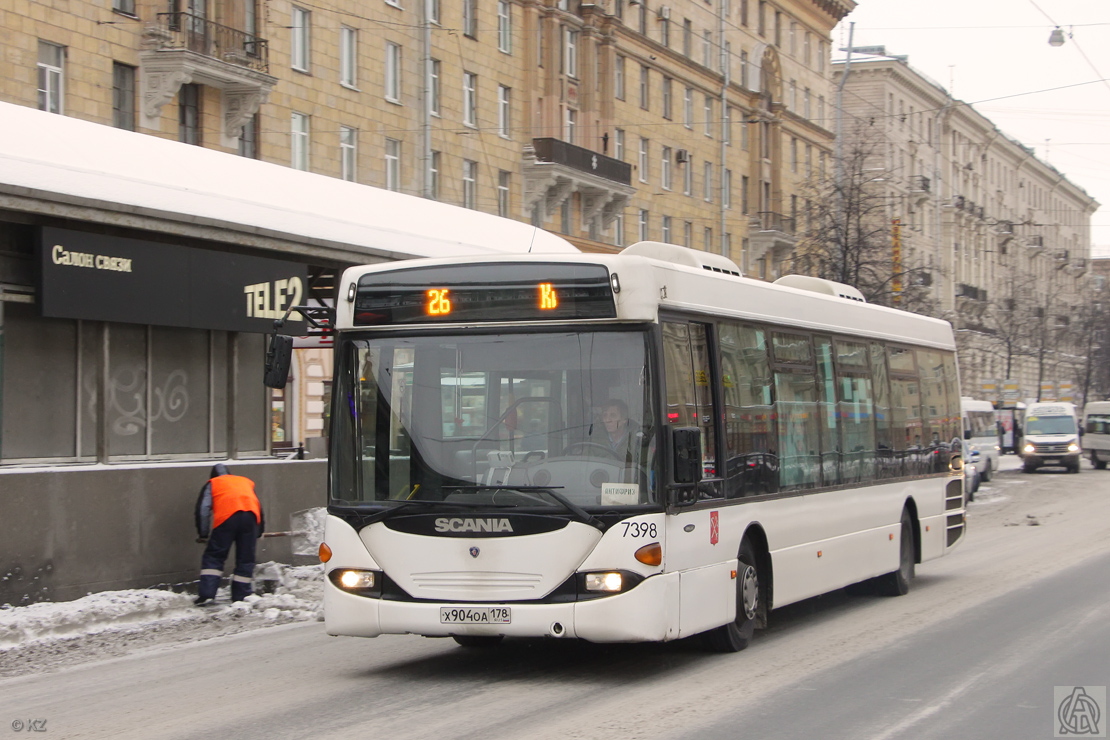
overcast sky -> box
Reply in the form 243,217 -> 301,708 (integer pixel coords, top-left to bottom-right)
832,0 -> 1110,256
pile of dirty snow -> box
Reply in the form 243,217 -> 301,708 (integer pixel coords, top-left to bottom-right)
0,562 -> 323,676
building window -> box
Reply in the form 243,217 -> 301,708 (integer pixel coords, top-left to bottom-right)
498,0 -> 512,53
112,62 -> 135,131
239,114 -> 259,159
683,19 -> 692,57
741,175 -> 749,213
662,77 -> 673,119
683,157 -> 692,195
703,30 -> 712,67
639,65 -> 649,110
385,138 -> 400,191
385,43 -> 401,102
429,0 -> 440,23
724,169 -> 732,208
662,215 -> 672,243
684,87 -> 693,129
113,0 -> 136,15
340,126 -> 358,181
704,95 -> 713,137
638,137 -> 649,183
615,128 -> 625,160
291,7 -> 310,72
704,227 -> 713,252
463,0 -> 477,38
430,59 -> 441,115
340,26 -> 358,88
704,161 -> 713,201
560,200 -> 571,234
565,28 -> 578,78
724,106 -> 732,144
291,112 -> 310,170
178,83 -> 201,145
615,55 -> 625,100
614,212 -> 625,247
463,72 -> 477,126
37,41 -> 64,114
385,0 -> 401,7
565,107 -> 577,144
684,221 -> 693,247
638,209 -> 649,241
429,150 -> 440,199
660,17 -> 670,47
463,160 -> 477,209
791,138 -> 798,172
498,171 -> 511,217
662,146 -> 672,190
498,85 -> 511,138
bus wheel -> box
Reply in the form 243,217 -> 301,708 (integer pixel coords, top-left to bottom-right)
876,509 -> 915,597
704,539 -> 762,653
1095,453 -> 1107,470
452,635 -> 504,648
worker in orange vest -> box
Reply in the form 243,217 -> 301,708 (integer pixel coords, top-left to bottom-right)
194,463 -> 265,605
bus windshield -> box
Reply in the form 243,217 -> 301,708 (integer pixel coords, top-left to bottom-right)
330,330 -> 659,510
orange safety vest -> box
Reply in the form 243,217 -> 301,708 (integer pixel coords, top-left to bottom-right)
209,475 -> 262,531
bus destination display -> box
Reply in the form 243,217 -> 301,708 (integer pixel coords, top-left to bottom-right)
354,263 -> 616,325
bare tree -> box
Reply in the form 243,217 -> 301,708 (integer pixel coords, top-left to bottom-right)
792,121 -> 936,313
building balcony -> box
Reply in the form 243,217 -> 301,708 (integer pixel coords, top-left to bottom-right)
909,175 -> 931,206
140,12 -> 277,137
747,211 -> 797,266
523,139 -> 635,229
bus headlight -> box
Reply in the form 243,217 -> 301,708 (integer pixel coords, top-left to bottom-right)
585,572 -> 624,592
328,568 -> 383,597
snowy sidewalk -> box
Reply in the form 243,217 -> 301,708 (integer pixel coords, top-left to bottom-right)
0,563 -> 322,676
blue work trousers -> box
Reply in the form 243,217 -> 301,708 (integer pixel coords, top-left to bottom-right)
198,510 -> 259,602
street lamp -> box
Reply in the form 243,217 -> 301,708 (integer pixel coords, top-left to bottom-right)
1048,27 -> 1067,47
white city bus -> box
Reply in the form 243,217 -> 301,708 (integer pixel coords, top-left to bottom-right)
316,242 -> 967,652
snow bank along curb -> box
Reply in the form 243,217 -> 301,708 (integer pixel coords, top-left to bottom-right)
0,562 -> 323,650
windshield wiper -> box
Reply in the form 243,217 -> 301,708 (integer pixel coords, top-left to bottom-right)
446,485 -> 603,530
353,498 -> 487,526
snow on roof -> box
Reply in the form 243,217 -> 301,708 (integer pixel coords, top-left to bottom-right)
0,102 -> 578,261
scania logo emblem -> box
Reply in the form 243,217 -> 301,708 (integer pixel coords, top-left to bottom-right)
469,546 -> 480,558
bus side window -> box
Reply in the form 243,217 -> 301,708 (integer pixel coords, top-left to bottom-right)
662,321 -> 721,498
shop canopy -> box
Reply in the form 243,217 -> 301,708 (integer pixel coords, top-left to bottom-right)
0,102 -> 577,263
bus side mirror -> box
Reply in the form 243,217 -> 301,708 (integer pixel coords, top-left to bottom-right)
964,429 -> 972,440
264,334 -> 294,389
672,427 -> 703,485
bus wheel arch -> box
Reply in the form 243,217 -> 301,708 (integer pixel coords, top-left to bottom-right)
703,526 -> 771,653
875,504 -> 916,597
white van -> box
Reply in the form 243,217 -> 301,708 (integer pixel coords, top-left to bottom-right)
961,397 -> 1000,481
1081,401 -> 1110,470
1020,401 -> 1081,473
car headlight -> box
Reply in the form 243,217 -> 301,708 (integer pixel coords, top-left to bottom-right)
328,568 -> 383,597
1023,443 -> 1036,454
584,572 -> 624,592
1068,442 -> 1080,452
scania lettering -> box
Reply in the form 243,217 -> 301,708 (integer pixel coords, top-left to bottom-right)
434,518 -> 514,533
311,242 -> 966,652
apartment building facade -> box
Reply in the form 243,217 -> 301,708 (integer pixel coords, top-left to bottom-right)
834,58 -> 1099,405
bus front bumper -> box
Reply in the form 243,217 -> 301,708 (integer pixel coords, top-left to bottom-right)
324,571 -> 678,644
